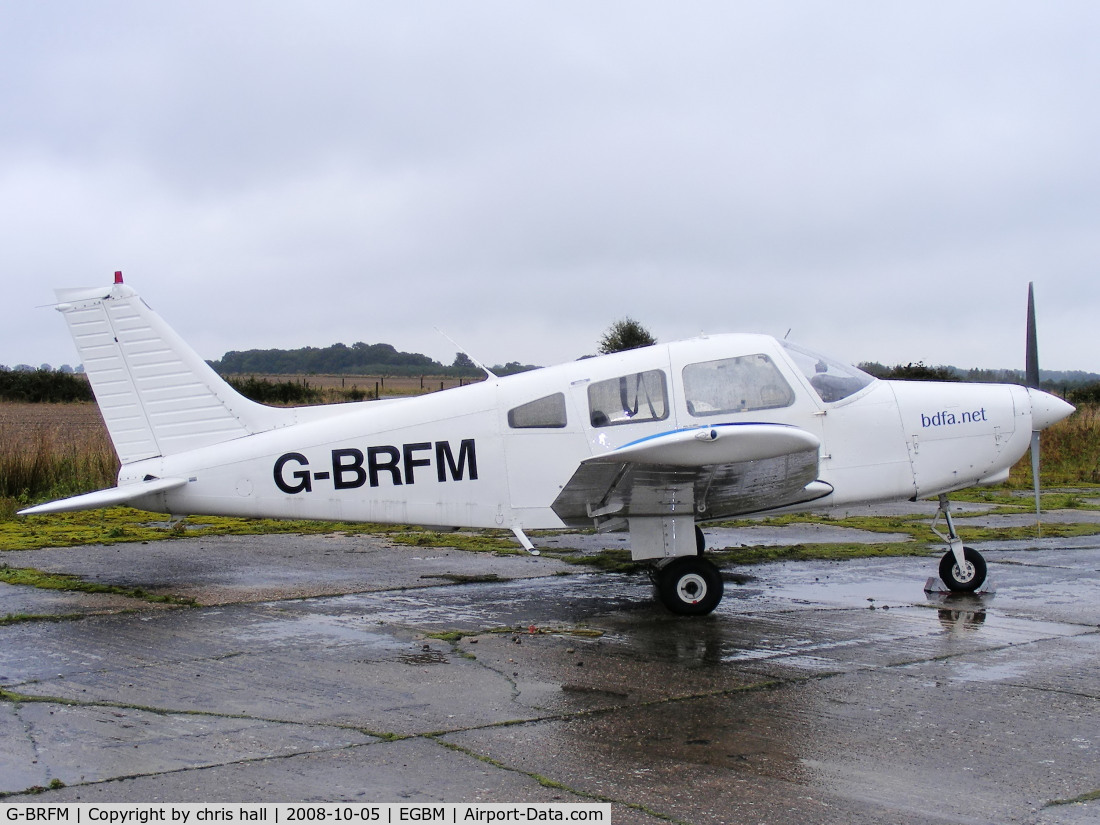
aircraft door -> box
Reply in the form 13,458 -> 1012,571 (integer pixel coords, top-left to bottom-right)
498,384 -> 590,515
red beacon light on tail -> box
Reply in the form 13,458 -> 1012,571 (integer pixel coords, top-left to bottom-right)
114,271 -> 124,284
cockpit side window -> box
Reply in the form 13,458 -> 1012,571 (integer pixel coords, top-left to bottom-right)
508,393 -> 567,428
587,370 -> 669,427
683,354 -> 795,416
781,341 -> 875,403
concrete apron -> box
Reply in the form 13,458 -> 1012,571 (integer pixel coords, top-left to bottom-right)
0,526 -> 1097,824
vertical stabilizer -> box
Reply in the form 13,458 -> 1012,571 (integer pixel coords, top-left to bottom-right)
56,281 -> 287,464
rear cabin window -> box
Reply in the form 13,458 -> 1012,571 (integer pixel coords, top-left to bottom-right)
683,354 -> 795,416
508,393 -> 567,429
588,370 -> 669,427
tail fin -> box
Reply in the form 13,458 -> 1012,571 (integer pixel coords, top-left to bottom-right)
57,279 -> 290,464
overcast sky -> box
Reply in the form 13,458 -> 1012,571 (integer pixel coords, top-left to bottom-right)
3,2 -> 1099,375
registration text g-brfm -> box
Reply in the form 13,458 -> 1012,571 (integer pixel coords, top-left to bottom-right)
274,439 -> 478,494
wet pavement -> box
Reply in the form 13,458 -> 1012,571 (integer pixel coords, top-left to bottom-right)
1,515 -> 1098,824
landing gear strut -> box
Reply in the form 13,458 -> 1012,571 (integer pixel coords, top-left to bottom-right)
654,555 -> 724,615
932,495 -> 987,592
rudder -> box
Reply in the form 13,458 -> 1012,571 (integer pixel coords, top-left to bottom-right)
56,279 -> 288,464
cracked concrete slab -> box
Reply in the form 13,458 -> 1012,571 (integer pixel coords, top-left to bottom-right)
9,737 -> 600,808
0,700 -> 377,792
1,518 -> 1097,823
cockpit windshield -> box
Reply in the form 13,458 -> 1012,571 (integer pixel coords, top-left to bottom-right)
780,341 -> 875,403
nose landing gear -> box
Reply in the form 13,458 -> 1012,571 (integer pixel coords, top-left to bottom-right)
931,494 -> 988,592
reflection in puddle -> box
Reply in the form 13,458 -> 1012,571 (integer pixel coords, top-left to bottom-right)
937,608 -> 987,632
926,590 -> 993,634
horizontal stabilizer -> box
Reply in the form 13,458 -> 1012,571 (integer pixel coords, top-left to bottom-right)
18,477 -> 187,516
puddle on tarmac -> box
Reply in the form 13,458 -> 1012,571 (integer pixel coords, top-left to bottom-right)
947,659 -> 1031,683
229,610 -> 401,651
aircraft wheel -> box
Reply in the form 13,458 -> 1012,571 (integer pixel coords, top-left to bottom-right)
939,546 -> 987,592
695,525 -> 706,555
657,556 -> 724,616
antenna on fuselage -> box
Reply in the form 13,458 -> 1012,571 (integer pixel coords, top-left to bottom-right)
434,327 -> 497,379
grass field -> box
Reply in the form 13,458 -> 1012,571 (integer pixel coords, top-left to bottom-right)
1007,402 -> 1100,487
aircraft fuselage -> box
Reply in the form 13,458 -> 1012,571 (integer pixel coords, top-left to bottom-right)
118,333 -> 1049,533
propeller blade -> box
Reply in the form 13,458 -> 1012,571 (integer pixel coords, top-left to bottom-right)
1030,430 -> 1042,537
1026,283 -> 1044,536
1026,282 -> 1040,389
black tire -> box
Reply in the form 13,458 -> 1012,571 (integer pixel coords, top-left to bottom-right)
657,556 -> 724,615
939,546 -> 987,592
695,525 -> 706,555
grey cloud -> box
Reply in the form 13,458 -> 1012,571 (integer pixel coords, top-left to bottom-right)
3,2 -> 1099,372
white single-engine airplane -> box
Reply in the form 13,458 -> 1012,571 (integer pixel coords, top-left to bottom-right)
21,274 -> 1074,615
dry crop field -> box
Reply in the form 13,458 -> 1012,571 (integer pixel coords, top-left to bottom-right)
0,402 -> 118,503
232,373 -> 485,397
0,402 -> 109,448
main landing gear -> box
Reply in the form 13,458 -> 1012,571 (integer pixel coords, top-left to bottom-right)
932,494 -> 988,592
653,555 -> 724,615
650,526 -> 724,615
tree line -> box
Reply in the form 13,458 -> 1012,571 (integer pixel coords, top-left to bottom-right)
210,342 -> 484,377
860,360 -> 1100,386
0,368 -> 94,403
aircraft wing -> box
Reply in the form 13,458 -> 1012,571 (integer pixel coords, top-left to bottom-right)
551,423 -> 831,527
